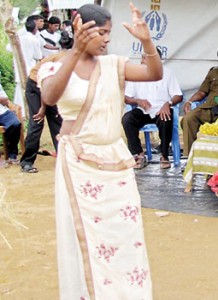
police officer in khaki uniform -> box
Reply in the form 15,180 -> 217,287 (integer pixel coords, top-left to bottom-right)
181,66 -> 218,156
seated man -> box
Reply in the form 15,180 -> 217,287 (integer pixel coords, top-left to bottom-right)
122,48 -> 183,169
181,67 -> 218,157
0,83 -> 21,163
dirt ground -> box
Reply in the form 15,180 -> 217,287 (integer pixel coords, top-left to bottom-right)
1,129 -> 218,300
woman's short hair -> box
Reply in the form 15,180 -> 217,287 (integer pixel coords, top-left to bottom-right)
74,4 -> 111,28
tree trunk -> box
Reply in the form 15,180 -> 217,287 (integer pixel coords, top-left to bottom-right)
0,1 -> 28,117
4,18 -> 27,91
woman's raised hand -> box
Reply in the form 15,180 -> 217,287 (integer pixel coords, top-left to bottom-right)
73,14 -> 99,52
123,2 -> 151,42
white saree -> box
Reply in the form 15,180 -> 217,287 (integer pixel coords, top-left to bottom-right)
38,55 -> 152,300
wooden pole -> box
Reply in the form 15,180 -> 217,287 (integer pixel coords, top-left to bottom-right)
4,18 -> 28,92
0,0 -> 28,118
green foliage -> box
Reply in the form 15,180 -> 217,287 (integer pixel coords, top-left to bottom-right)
0,24 -> 15,100
10,0 -> 41,20
0,59 -> 15,100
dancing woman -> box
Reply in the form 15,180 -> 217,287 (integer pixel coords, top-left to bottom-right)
38,3 -> 162,299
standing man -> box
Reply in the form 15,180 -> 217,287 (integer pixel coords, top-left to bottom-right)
19,19 -> 43,75
19,52 -> 67,173
122,48 -> 183,169
40,16 -> 61,58
181,67 -> 218,156
26,15 -> 46,48
19,14 -> 45,35
18,17 -> 63,173
6,14 -> 45,117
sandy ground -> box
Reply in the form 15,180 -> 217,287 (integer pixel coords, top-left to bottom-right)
1,133 -> 218,300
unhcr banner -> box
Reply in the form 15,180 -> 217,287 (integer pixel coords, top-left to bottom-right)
47,0 -> 94,10
102,0 -> 218,97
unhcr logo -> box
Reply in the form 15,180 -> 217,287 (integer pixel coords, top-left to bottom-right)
131,3 -> 168,57
142,10 -> 167,41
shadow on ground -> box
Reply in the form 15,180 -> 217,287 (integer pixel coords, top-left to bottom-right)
135,155 -> 218,218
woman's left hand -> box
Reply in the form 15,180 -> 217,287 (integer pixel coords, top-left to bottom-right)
122,2 -> 151,42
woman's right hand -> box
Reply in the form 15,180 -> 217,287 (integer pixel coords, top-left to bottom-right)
122,2 -> 151,43
72,14 -> 100,53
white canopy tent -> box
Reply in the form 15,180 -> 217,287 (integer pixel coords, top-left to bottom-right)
46,0 -> 218,98
47,0 -> 94,10
102,0 -> 218,98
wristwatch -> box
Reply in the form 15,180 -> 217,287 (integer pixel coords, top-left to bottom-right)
168,100 -> 173,106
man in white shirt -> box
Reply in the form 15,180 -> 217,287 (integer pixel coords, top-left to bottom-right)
6,15 -> 45,117
0,83 -> 21,163
40,16 -> 61,57
19,20 -> 43,75
25,14 -> 46,49
122,48 -> 183,169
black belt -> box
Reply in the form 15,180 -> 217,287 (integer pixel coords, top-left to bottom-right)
28,77 -> 37,85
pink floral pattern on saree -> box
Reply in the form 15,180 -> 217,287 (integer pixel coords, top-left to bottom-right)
127,267 -> 148,287
120,205 -> 139,222
103,278 -> 112,285
96,243 -> 118,263
80,180 -> 103,200
134,241 -> 143,248
94,216 -> 102,223
117,180 -> 127,187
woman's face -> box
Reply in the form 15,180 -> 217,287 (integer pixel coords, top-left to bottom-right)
85,20 -> 112,56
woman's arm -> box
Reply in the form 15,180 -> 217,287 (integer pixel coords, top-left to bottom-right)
40,15 -> 99,106
40,49 -> 82,105
123,2 -> 162,82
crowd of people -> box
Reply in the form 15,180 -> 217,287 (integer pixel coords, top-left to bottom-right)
0,2 -> 218,299
2,12 -> 73,172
